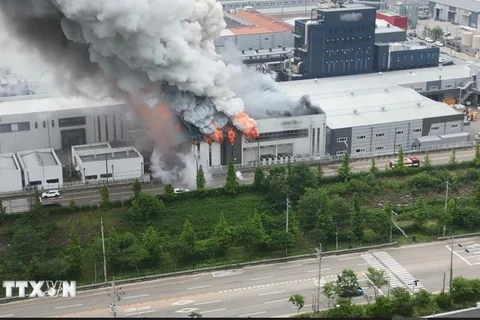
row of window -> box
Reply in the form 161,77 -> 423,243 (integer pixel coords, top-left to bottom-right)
249,129 -> 309,142
326,37 -> 373,44
222,0 -> 314,10
0,116 -> 92,134
414,84 -> 454,91
336,144 -> 400,155
329,26 -> 374,33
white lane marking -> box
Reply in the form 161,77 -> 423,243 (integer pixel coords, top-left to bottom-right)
123,294 -> 150,299
445,245 -> 472,266
188,285 -> 212,290
250,276 -> 274,281
307,270 -> 318,273
279,264 -> 302,269
125,306 -> 151,313
125,310 -> 155,317
201,308 -> 227,314
194,300 -> 222,306
292,304 -> 313,309
357,263 -> 369,266
239,311 -> 267,317
54,304 -> 83,310
258,290 -> 285,296
264,298 -> 289,304
244,265 -> 270,269
0,315 -> 14,318
175,307 -> 199,314
171,300 -> 195,306
339,256 -> 360,261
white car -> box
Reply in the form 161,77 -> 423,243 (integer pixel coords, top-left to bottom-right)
41,190 -> 60,199
425,37 -> 434,43
438,57 -> 447,64
434,41 -> 444,47
173,188 -> 190,194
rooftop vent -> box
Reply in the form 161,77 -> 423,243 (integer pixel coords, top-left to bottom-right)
384,87 -> 388,92
126,150 -> 130,156
111,153 -> 115,158
353,108 -> 358,114
379,72 -> 383,76
350,91 -> 355,96
380,106 -> 386,111
416,102 -> 421,107
314,78 -> 318,83
409,70 -> 413,74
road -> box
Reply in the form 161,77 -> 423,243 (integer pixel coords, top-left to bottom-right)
0,236 -> 479,318
3,147 -> 477,213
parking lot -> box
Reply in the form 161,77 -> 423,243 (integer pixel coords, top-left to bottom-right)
446,239 -> 480,266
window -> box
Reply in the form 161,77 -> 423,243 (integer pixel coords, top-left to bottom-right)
375,133 -> 385,138
444,84 -> 453,89
97,116 -> 101,141
450,124 -> 459,128
337,137 -> 347,143
58,116 -> 86,127
396,144 -> 403,148
356,135 -> 366,140
429,85 -> 438,90
336,150 -> 346,156
396,130 -> 404,135
355,148 -> 366,153
35,122 -> 38,129
252,129 -> 309,142
105,115 -> 109,141
413,128 -> 422,132
51,120 -> 55,127
414,87 -> 423,91
43,121 -> 46,128
11,124 -> 18,132
113,114 -> 117,141
374,146 -> 384,150
431,126 -> 440,131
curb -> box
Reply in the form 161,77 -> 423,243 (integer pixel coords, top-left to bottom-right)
0,242 -> 396,304
437,232 -> 480,241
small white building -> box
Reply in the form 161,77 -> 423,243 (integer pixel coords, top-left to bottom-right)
0,153 -> 23,193
16,148 -> 63,190
71,143 -> 144,183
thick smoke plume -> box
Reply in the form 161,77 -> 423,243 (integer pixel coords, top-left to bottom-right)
0,0 -> 320,186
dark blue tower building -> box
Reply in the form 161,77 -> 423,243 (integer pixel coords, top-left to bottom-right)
292,5 -> 377,79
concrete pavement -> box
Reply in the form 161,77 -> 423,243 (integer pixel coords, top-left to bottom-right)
3,147 -> 476,213
1,236 -> 479,318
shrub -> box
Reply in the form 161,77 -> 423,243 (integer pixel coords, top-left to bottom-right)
111,200 -> 123,208
435,292 -> 451,310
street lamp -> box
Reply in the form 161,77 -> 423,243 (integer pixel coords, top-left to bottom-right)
390,210 -> 398,243
111,165 -> 114,181
335,227 -> 339,251
105,154 -> 109,186
443,178 -> 451,236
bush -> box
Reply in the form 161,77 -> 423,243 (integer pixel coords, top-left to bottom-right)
435,292 -> 451,310
408,172 -> 443,191
79,204 -> 93,212
111,200 -> 123,208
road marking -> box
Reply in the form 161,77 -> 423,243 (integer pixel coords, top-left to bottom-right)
125,306 -> 151,313
445,245 -> 472,266
0,315 -> 13,318
212,270 -> 243,277
279,264 -> 302,269
201,308 -> 227,314
123,294 -> 150,300
250,276 -> 274,281
175,307 -> 199,314
188,285 -> 212,290
357,263 -> 369,266
307,269 -> 318,273
54,303 -> 83,309
244,265 -> 270,269
239,311 -> 267,317
125,310 -> 155,317
264,298 -> 289,304
339,256 -> 360,261
258,290 -> 285,296
171,300 -> 195,306
194,300 -> 222,306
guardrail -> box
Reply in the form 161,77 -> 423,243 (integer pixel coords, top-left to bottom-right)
0,242 -> 397,304
437,231 -> 480,241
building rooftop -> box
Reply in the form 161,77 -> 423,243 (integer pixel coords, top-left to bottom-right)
315,4 -> 374,12
78,147 -> 141,162
73,143 -> 110,152
223,9 -> 293,36
377,10 -> 403,17
0,94 -> 124,116
17,149 -> 59,168
0,153 -> 19,171
256,5 -> 317,16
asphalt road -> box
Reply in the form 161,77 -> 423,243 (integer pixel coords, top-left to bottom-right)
0,236 -> 479,318
3,147 -> 477,213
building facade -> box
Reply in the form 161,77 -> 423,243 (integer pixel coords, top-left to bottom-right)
376,12 -> 408,30
428,0 -> 480,28
17,148 -> 63,190
0,153 -> 22,193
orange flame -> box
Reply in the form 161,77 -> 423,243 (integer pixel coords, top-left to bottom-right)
204,135 -> 214,144
212,128 -> 224,143
231,112 -> 260,140
227,127 -> 236,145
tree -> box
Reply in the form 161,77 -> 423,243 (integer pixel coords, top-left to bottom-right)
423,152 -> 432,169
391,287 -> 413,317
395,146 -> 405,173
68,200 -> 78,214
287,164 -> 318,202
65,228 -> 83,278
316,162 -> 324,184
331,0 -> 346,7
337,153 -> 352,181
349,193 -> 364,243
289,294 -> 305,314
414,289 -> 432,308
365,267 -> 388,297
253,167 -> 265,190
224,160 -> 239,194
131,179 -> 142,200
181,218 -> 196,269
100,186 -> 111,211
189,311 -> 203,318
449,149 -> 457,166
336,269 -> 359,294
430,25 -> 443,40
297,189 -> 330,232
412,198 -> 431,230
474,143 -> 480,166
323,280 -> 340,308
368,296 -> 394,318
369,158 -> 379,175
0,198 -> 6,224
264,167 -> 290,208
287,157 -> 292,176
129,192 -> 165,222
212,214 -> 232,254
422,25 -> 429,38
164,184 -> 175,198
196,165 -> 206,192
474,181 -> 480,204
234,211 -> 267,258
142,226 -> 162,268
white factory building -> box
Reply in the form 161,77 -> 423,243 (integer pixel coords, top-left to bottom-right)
0,153 -> 23,193
71,143 -> 145,183
17,148 -> 63,190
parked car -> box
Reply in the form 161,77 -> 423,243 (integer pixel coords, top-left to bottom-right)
438,57 -> 447,64
434,41 -> 444,47
408,31 -> 417,37
173,188 -> 190,194
41,190 -> 60,199
425,37 -> 434,43
443,31 -> 451,37
339,287 -> 364,298
443,60 -> 454,66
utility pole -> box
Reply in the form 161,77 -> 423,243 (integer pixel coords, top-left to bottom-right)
101,216 -> 107,283
107,278 -> 125,318
449,233 -> 455,291
314,243 -> 322,313
335,226 -> 339,251
390,210 -> 394,243
286,194 -> 289,233
443,178 -> 450,236
105,154 -> 109,186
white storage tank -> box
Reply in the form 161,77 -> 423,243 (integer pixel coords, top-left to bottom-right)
462,32 -> 474,47
473,35 -> 480,49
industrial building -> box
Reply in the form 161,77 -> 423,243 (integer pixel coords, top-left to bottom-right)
376,11 -> 408,30
374,19 -> 407,43
0,94 -> 130,154
277,64 -> 472,156
219,0 -> 317,13
17,148 -> 63,190
0,153 -> 23,193
287,4 -> 439,80
71,143 -> 145,183
428,0 -> 480,27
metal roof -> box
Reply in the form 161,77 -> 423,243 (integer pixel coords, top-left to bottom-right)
78,147 -> 141,163
432,0 -> 480,14
17,149 -> 59,168
0,153 -> 19,171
